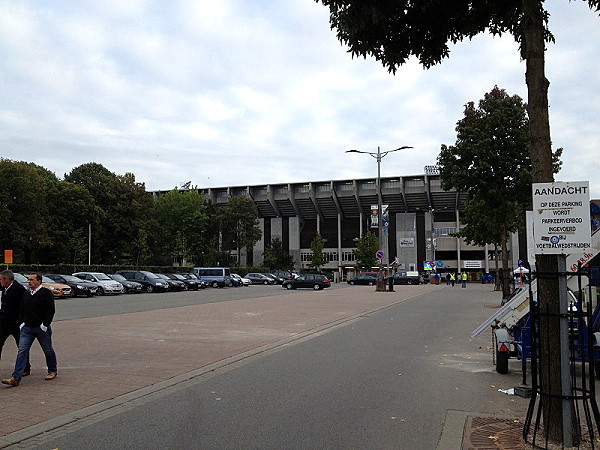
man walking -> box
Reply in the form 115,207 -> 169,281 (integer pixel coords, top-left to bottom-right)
0,270 -> 30,376
450,273 -> 456,287
2,273 -> 57,387
461,272 -> 468,288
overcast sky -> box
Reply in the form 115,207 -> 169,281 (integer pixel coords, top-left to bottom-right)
1,1 -> 599,197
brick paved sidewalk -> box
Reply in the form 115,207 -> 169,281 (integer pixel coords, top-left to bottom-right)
0,284 -> 441,439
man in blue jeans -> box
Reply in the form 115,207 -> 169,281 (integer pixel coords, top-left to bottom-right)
2,273 -> 57,387
0,270 -> 31,376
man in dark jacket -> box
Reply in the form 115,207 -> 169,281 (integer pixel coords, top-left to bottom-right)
0,270 -> 30,375
2,273 -> 57,387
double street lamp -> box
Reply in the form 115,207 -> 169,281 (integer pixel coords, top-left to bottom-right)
346,146 -> 413,276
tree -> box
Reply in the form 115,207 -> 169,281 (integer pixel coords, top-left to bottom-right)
196,201 -> 223,266
218,196 -> 262,265
353,232 -> 378,271
0,159 -> 55,263
65,163 -> 158,265
308,233 -> 327,272
263,238 -> 294,270
154,189 -> 209,266
437,87 -> 531,299
315,1 -> 597,441
44,181 -> 99,264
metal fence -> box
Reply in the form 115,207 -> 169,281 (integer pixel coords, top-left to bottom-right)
524,264 -> 600,448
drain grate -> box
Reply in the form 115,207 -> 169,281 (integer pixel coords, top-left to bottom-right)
463,416 -> 527,449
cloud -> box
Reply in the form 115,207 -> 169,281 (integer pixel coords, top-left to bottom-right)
0,0 -> 598,199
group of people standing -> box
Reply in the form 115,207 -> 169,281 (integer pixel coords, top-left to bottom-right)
0,270 -> 58,387
444,272 -> 468,288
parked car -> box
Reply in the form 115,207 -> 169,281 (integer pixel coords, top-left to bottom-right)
179,273 -> 207,289
72,272 -> 124,295
107,274 -> 143,294
115,270 -> 170,293
245,273 -> 275,285
228,275 -> 242,287
156,273 -> 186,291
282,274 -> 331,290
190,267 -> 231,288
262,273 -> 285,285
38,275 -> 72,298
45,274 -> 98,297
231,273 -> 251,287
388,271 -> 423,285
13,272 -> 30,288
272,270 -> 296,281
163,273 -> 201,290
347,272 -> 381,286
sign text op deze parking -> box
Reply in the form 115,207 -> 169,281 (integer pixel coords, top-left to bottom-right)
532,181 -> 591,254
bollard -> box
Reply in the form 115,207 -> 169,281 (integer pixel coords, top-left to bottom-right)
376,279 -> 386,292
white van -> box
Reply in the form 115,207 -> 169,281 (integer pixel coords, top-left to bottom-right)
190,267 -> 231,288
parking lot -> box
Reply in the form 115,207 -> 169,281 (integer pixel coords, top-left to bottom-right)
54,282 -> 350,321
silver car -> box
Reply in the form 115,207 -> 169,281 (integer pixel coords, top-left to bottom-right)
72,272 -> 123,295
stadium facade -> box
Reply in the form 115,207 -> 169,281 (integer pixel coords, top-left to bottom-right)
156,172 -> 524,276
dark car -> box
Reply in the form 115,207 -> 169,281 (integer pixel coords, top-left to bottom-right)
228,275 -> 242,287
156,273 -> 186,291
388,271 -> 423,285
231,273 -> 250,286
347,272 -> 380,286
282,274 -> 331,290
245,273 -> 275,285
107,274 -> 143,294
272,270 -> 295,281
179,273 -> 207,289
262,273 -> 284,285
162,273 -> 201,290
115,270 -> 170,293
44,274 -> 98,297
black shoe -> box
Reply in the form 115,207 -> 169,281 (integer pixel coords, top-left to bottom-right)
22,370 -> 31,377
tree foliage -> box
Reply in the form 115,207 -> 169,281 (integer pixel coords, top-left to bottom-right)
0,160 -> 265,268
437,86 -> 561,298
0,160 -> 54,261
352,232 -> 378,271
439,87 -> 531,202
154,189 -> 209,266
218,196 -> 262,265
0,159 -> 97,264
308,233 -> 327,271
262,238 -> 294,270
65,163 -> 157,265
43,181 -> 98,264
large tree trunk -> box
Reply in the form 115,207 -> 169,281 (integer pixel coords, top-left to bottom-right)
522,0 -> 565,443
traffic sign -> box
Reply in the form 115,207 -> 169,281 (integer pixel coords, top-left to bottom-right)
376,250 -> 384,260
532,181 -> 591,254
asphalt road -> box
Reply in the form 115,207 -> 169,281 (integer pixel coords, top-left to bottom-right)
54,284 -> 313,320
37,284 -> 529,450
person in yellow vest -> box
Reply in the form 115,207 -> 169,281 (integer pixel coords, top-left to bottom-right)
449,273 -> 456,287
461,271 -> 468,288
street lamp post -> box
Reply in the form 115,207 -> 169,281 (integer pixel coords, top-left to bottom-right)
346,146 -> 413,289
